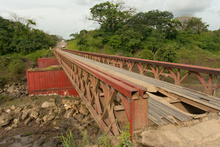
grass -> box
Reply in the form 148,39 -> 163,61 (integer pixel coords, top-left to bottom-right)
61,130 -> 91,147
61,125 -> 135,147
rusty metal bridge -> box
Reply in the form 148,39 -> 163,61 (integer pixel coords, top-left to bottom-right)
53,48 -> 220,140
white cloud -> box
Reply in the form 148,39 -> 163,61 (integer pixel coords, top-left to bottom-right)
166,0 -> 211,16
0,0 -> 219,39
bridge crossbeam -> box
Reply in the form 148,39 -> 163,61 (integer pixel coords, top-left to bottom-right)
54,49 -> 148,141
62,49 -> 220,96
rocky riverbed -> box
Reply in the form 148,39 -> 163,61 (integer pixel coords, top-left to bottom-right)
0,95 -> 100,146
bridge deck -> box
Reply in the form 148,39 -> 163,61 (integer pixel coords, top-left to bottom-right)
60,50 -> 220,125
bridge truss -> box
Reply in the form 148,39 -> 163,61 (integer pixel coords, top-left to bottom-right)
54,49 -> 148,140
62,49 -> 220,96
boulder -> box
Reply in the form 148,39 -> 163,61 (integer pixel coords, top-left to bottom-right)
11,124 -> 18,128
79,105 -> 89,116
0,113 -> 12,127
5,126 -> 12,131
14,107 -> 23,114
35,118 -> 42,124
64,104 -> 72,110
64,109 -> 74,119
24,117 -> 33,125
30,110 -> 39,119
21,110 -> 30,120
43,114 -> 55,122
7,84 -> 15,93
6,109 -> 11,114
13,118 -> 20,125
41,101 -> 56,108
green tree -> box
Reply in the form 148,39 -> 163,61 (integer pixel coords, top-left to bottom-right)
185,17 -> 209,34
155,43 -> 178,62
89,1 -> 135,33
146,29 -> 165,53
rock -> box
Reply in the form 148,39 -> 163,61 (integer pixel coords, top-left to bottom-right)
5,126 -> 12,131
64,109 -> 74,118
74,100 -> 80,105
11,124 -> 18,128
57,107 -> 66,115
0,108 -> 3,113
74,114 -> 84,122
141,130 -> 189,147
6,109 -> 11,114
79,105 -> 89,116
21,110 -> 30,120
24,117 -> 32,125
64,104 -> 72,110
0,113 -> 12,127
43,114 -> 55,122
14,107 -> 23,114
41,101 -> 56,108
7,84 -> 15,93
10,105 -> 16,110
28,120 -> 36,126
13,118 -> 20,125
30,111 -> 39,119
35,118 -> 42,124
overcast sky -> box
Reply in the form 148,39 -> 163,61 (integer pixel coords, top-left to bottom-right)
1,0 -> 220,39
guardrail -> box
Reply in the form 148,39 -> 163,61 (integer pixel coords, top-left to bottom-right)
62,49 -> 220,96
54,49 -> 148,141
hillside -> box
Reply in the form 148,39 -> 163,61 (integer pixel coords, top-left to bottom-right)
68,1 -> 220,68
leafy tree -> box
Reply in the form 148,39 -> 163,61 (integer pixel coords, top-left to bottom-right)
107,35 -> 122,51
155,43 -> 178,62
185,17 -> 209,34
89,1 -> 135,33
146,29 -> 165,53
0,15 -> 59,55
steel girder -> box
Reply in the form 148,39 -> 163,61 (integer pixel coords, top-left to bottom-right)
54,49 -> 148,141
62,49 -> 220,96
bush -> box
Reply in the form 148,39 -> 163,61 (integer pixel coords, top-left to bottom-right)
155,43 -> 178,62
26,49 -> 54,62
107,35 -> 122,51
137,49 -> 154,60
6,58 -> 26,81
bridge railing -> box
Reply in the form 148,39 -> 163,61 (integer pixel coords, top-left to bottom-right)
54,49 -> 148,141
62,49 -> 220,96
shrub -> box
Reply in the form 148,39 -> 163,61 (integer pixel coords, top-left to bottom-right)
155,43 -> 178,62
26,49 -> 54,62
137,49 -> 154,60
6,58 -> 26,81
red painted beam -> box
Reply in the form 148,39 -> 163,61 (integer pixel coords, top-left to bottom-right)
62,49 -> 220,76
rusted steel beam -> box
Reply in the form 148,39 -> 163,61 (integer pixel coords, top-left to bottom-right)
63,53 -> 148,99
62,49 -> 220,75
62,49 -> 220,95
53,49 -> 148,141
